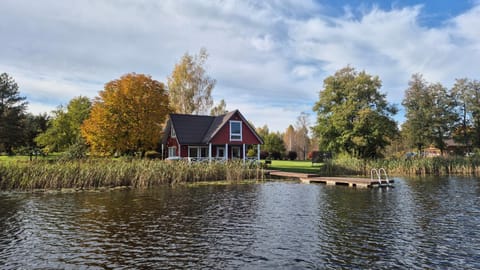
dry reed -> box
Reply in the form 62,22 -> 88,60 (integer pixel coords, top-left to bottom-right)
0,159 -> 265,191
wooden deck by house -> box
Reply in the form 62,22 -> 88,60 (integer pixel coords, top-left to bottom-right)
266,170 -> 393,188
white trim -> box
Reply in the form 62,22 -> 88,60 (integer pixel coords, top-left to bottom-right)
225,144 -> 228,160
209,143 -> 212,162
257,144 -> 260,161
243,144 -> 246,164
170,126 -> 176,138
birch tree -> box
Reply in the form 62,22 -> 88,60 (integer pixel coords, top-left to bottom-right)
167,48 -> 216,115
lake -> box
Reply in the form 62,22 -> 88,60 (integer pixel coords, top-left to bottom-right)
0,177 -> 479,269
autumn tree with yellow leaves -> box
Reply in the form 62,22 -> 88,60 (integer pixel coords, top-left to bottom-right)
81,73 -> 170,155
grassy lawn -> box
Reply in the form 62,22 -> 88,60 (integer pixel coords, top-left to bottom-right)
265,160 -> 322,174
0,155 -> 32,162
0,154 -> 59,163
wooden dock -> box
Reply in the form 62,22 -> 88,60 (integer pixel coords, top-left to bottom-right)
267,170 -> 319,179
300,177 -> 394,188
266,170 -> 393,188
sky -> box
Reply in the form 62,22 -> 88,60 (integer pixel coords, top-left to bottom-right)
1,0 -> 480,132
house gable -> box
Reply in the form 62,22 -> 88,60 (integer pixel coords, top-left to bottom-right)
209,110 -> 263,145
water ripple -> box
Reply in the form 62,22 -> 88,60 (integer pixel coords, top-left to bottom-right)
1,178 -> 480,269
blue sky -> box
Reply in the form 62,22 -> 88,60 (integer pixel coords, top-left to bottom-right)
1,0 -> 479,132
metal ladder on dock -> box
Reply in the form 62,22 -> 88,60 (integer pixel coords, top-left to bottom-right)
370,168 -> 390,187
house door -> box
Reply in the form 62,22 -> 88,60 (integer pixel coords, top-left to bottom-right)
216,147 -> 225,158
232,146 -> 241,159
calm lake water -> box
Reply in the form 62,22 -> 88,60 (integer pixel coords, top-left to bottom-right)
0,177 -> 479,269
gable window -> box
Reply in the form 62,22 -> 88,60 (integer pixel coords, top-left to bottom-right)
230,121 -> 242,141
171,127 -> 176,138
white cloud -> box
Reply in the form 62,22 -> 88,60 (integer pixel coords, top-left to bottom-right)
1,0 -> 480,132
292,65 -> 318,78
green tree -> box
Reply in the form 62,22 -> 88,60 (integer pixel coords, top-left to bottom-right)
451,78 -> 472,150
167,48 -> 216,115
313,66 -> 398,159
210,99 -> 227,116
452,79 -> 480,149
467,80 -> 480,148
402,74 -> 431,152
403,75 -> 457,154
0,73 -> 27,154
36,96 -> 91,152
23,113 -> 49,149
429,83 -> 457,154
263,132 -> 286,159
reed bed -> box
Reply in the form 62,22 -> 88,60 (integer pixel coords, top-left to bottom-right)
321,156 -> 480,176
0,159 -> 265,191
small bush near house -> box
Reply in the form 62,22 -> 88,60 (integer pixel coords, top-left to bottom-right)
269,151 -> 282,160
287,151 -> 297,160
260,151 -> 269,160
145,151 -> 162,159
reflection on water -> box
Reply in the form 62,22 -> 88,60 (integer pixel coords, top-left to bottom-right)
0,178 -> 479,269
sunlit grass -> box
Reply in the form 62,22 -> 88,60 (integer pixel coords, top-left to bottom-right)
266,160 -> 322,174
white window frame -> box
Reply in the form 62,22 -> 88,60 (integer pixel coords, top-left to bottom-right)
188,146 -> 208,158
230,121 -> 242,141
168,146 -> 177,157
171,127 -> 176,138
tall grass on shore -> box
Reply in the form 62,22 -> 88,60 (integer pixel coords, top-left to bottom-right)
0,159 -> 264,191
321,156 -> 480,176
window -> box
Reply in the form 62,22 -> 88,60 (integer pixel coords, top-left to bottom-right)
171,127 -> 176,138
188,146 -> 208,158
168,147 -> 177,157
230,121 -> 242,141
216,147 -> 225,158
232,146 -> 241,159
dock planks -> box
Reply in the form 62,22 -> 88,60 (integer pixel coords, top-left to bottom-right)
266,170 -> 393,188
300,177 -> 394,188
267,170 -> 319,179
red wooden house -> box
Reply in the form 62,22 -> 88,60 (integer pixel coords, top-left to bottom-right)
162,110 -> 263,162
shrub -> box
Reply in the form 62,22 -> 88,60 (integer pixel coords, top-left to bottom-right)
145,151 -> 162,159
59,142 -> 88,161
260,151 -> 269,160
287,151 -> 297,160
247,148 -> 256,157
269,151 -> 282,160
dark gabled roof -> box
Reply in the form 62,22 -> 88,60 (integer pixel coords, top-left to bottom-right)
169,114 -> 216,144
163,110 -> 263,145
